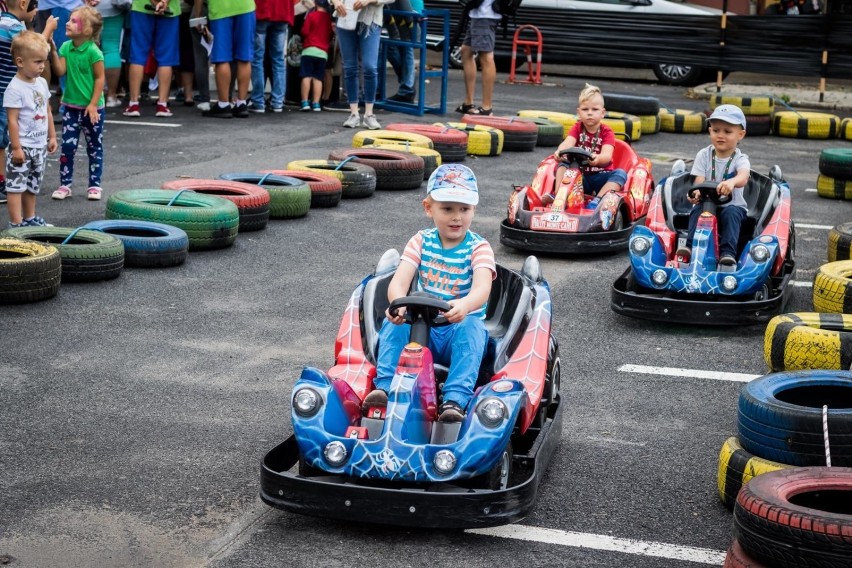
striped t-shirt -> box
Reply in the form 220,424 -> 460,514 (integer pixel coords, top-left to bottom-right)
401,228 -> 497,317
0,13 -> 25,98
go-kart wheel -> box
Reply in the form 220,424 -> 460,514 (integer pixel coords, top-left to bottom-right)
611,210 -> 624,232
472,441 -> 512,491
298,453 -> 324,477
689,182 -> 733,205
753,283 -> 770,302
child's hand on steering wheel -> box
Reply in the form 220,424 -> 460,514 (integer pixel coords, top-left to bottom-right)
385,306 -> 406,325
443,299 -> 469,324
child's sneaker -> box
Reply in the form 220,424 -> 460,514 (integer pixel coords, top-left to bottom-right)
361,389 -> 388,418
300,100 -> 310,111
362,114 -> 381,130
311,102 -> 321,112
123,103 -> 141,117
52,186 -> 72,200
719,255 -> 737,267
155,102 -> 173,117
23,216 -> 52,227
106,97 -> 121,108
675,247 -> 691,264
87,187 -> 102,200
271,106 -> 283,113
343,112 -> 361,128
438,401 -> 465,423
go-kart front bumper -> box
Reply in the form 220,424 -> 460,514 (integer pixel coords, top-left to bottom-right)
260,395 -> 563,529
500,220 -> 633,254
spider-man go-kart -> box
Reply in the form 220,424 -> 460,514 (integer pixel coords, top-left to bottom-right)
611,161 -> 795,325
500,139 -> 653,254
260,250 -> 562,528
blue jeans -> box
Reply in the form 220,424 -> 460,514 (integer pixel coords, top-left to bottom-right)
686,204 -> 747,258
251,21 -> 288,109
337,23 -> 382,105
387,26 -> 418,97
374,316 -> 488,410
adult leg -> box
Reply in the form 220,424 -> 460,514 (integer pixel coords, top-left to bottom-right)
360,23 -> 381,118
461,44 -> 476,106
236,61 -> 251,101
478,50 -> 495,111
267,22 -> 287,109
215,62 -> 232,102
190,27 -> 211,104
128,63 -> 144,103
157,66 -> 173,104
250,20 -> 268,109
336,28 -> 360,115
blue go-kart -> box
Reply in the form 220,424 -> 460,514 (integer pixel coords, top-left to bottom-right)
260,250 -> 562,528
611,162 -> 796,325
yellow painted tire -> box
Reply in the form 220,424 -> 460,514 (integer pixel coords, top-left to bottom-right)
603,111 -> 641,141
352,129 -> 433,149
0,237 -> 61,303
710,94 -> 774,116
829,222 -> 852,262
813,260 -> 852,314
772,111 -> 840,139
717,437 -> 790,510
841,117 -> 852,142
361,143 -> 441,179
516,110 -> 577,137
659,109 -> 706,134
434,122 -> 503,156
816,174 -> 852,200
638,114 -> 660,135
764,312 -> 852,372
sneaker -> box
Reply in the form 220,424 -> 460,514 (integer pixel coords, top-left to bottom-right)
22,216 -> 52,227
175,89 -> 186,103
247,102 -> 266,114
720,255 -> 737,267
87,187 -> 102,200
51,186 -> 72,200
155,102 -> 173,117
343,112 -> 361,128
362,114 -> 381,130
196,102 -> 211,112
106,97 -> 121,108
123,103 -> 141,117
300,100 -> 310,111
587,196 -> 600,209
324,99 -> 352,112
203,104 -> 233,119
233,102 -> 249,118
271,106 -> 283,113
8,221 -> 24,228
362,389 -> 388,416
311,102 -> 321,112
438,401 -> 465,423
675,247 -> 691,264
387,92 -> 415,103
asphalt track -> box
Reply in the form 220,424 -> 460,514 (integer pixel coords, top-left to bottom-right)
1,66 -> 848,568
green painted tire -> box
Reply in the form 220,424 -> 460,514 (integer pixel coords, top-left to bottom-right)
216,173 -> 312,218
0,237 -> 61,302
818,148 -> 852,179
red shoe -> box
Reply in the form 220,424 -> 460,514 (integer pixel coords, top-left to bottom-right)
155,102 -> 173,117
123,103 -> 140,117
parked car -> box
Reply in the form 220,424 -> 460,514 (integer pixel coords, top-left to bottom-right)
425,0 -> 723,86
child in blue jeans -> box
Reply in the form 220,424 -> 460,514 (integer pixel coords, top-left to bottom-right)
363,164 -> 497,423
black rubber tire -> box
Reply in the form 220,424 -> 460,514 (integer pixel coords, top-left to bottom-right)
258,169 -> 343,208
105,189 -> 240,250
638,114 -> 661,136
360,143 -> 441,180
773,111 -> 840,140
652,63 -> 706,86
841,117 -> 852,142
81,219 -> 189,268
3,226 -> 124,282
819,148 -> 852,180
603,93 -> 660,116
284,160 -> 377,199
327,148 -> 424,190
659,109 -> 706,134
385,123 -> 469,162
461,115 -> 539,152
817,174 -> 852,201
745,114 -> 772,137
521,117 -> 564,147
717,436 -> 791,510
0,237 -> 61,303
829,222 -> 852,262
813,260 -> 852,314
470,441 -> 513,490
737,370 -> 852,467
217,172 -> 312,217
733,466 -> 852,568
434,121 -> 505,156
764,313 -> 852,372
516,110 -> 577,136
160,178 -> 271,232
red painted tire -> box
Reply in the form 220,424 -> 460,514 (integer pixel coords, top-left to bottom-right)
160,178 -> 270,231
460,115 -> 538,152
724,540 -> 768,568
385,123 -> 468,163
734,466 -> 852,567
327,148 -> 424,190
259,169 -> 343,208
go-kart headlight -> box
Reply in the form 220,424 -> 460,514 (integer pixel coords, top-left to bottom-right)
630,237 -> 651,256
750,244 -> 770,263
476,397 -> 507,428
721,275 -> 738,292
293,388 -> 321,417
433,450 -> 457,475
323,441 -> 348,466
651,269 -> 668,286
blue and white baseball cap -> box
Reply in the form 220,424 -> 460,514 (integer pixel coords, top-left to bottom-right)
426,164 -> 479,205
709,105 -> 747,129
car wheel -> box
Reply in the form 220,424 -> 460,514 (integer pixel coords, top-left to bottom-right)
652,63 -> 706,87
612,210 -> 625,232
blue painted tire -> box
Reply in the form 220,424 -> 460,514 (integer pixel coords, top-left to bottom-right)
738,370 -> 852,467
82,220 -> 189,268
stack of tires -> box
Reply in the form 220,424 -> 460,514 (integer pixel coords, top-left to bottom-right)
773,109 -> 841,140
709,94 -> 774,136
604,93 -> 661,137
460,115 -> 538,153
385,123 -> 469,162
718,370 -> 852,567
817,148 -> 852,201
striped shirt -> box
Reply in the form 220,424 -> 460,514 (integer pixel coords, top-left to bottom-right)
0,13 -> 24,98
401,228 -> 497,317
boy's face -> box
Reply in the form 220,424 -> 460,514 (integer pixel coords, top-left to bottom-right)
16,49 -> 47,80
576,94 -> 605,131
423,199 -> 475,248
708,119 -> 745,155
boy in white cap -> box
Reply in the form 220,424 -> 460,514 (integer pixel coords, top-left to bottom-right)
363,163 -> 497,423
676,104 -> 750,267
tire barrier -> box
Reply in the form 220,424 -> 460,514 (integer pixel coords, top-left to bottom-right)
160,179 -> 271,232
361,143 -> 441,180
717,436 -> 790,510
829,222 -> 852,262
352,129 -> 433,150
638,113 -> 661,136
723,540 -> 767,568
772,111 -> 840,139
710,94 -> 774,116
283,160 -> 376,199
659,109 -> 706,133
764,313 -> 852,372
385,123 -> 469,162
217,172 -> 313,217
816,174 -> 852,200
81,220 -> 189,268
841,117 -> 852,142
603,93 -> 660,116
519,117 -> 564,147
460,115 -> 538,152
516,109 -> 577,136
327,148 -> 424,190
813,260 -> 852,314
0,237 -> 61,303
106,189 -> 239,250
603,111 -> 642,141
744,115 -> 772,136
734,467 -> 852,567
738,370 -> 852,467
259,169 -> 343,208
434,121 -> 504,156
3,226 -> 124,282
818,148 -> 852,180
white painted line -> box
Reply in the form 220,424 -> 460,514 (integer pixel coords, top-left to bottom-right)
467,525 -> 726,566
796,223 -> 834,230
806,187 -> 817,193
793,281 -> 813,287
618,364 -> 760,383
104,119 -> 181,128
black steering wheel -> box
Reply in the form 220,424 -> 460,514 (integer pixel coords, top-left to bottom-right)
388,292 -> 452,327
558,147 -> 593,167
689,182 -> 733,205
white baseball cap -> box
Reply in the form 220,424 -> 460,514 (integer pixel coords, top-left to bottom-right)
426,164 -> 479,205
709,105 -> 747,129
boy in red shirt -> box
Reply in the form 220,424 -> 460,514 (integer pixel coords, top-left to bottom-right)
298,0 -> 332,112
